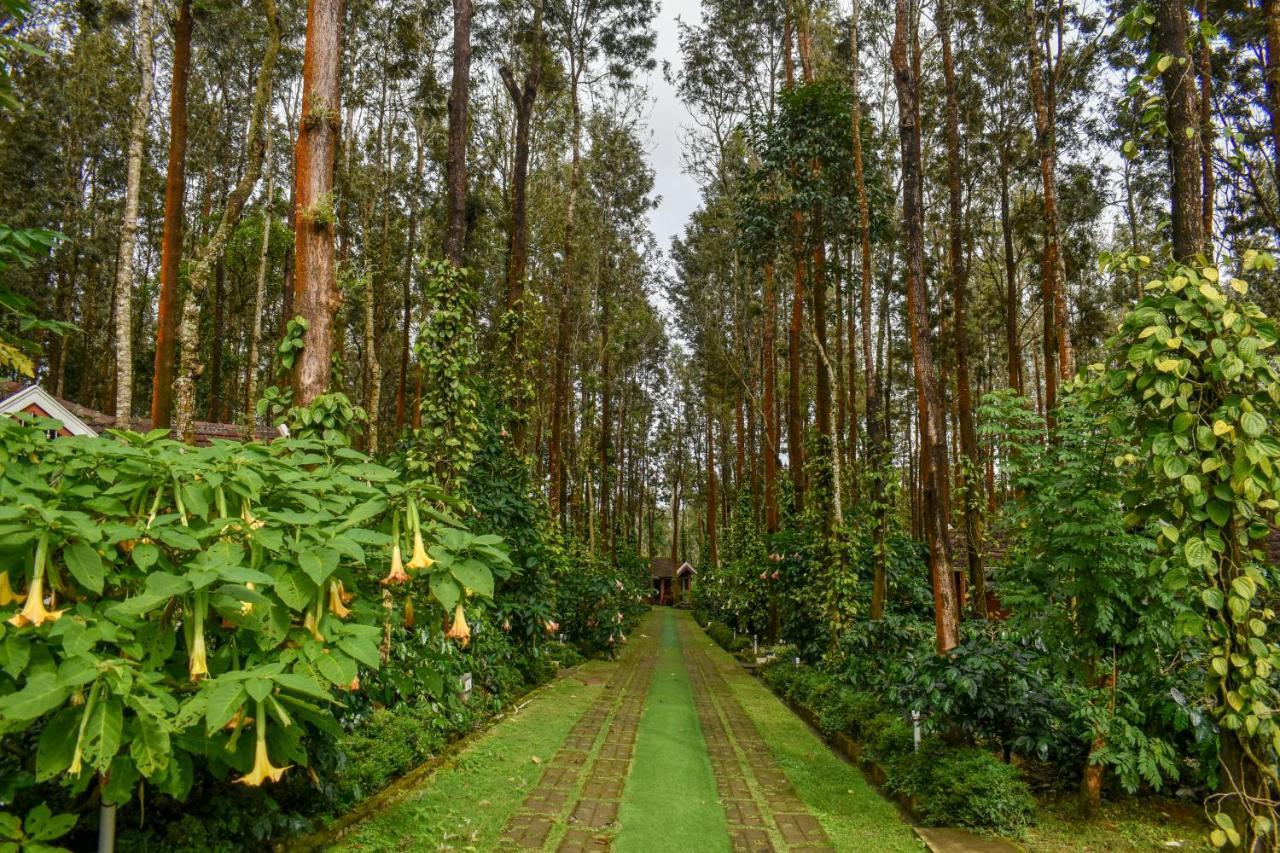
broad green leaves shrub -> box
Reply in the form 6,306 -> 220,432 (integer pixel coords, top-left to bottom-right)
885,742 -> 1036,836
0,416 -> 507,819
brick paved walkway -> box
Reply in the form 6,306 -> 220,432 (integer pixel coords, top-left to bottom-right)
680,616 -> 834,853
499,619 -> 658,851
496,610 -> 835,852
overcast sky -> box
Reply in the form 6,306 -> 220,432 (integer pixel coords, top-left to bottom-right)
643,1 -> 702,254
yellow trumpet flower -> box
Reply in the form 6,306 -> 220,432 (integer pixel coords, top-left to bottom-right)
328,581 -> 351,618
382,540 -> 409,585
0,571 -> 27,606
8,574 -> 63,628
403,596 -> 415,628
405,502 -> 433,571
445,603 -> 471,648
303,609 -> 325,642
189,628 -> 209,681
237,702 -> 291,786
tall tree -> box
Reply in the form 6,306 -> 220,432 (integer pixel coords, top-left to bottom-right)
150,0 -> 192,428
112,0 -> 156,426
938,0 -> 984,614
443,0 -> 473,267
291,0 -> 344,406
893,0 -> 960,652
1155,0 -> 1204,262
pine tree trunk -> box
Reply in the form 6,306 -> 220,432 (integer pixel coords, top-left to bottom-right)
1027,0 -> 1063,417
894,0 -> 959,652
1156,0 -> 1205,263
851,0 -> 887,619
113,0 -> 156,427
1000,151 -> 1022,394
550,73 -> 582,524
151,0 -> 191,428
939,0 -> 985,616
763,263 -> 780,535
290,0 -> 344,407
244,129 -> 273,434
443,0 -> 472,267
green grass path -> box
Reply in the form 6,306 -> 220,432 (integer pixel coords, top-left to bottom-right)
613,609 -> 728,853
326,609 -> 920,852
329,655 -> 612,851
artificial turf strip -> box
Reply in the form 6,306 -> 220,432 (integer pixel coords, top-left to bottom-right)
686,613 -> 924,853
614,609 -> 730,853
330,658 -> 611,851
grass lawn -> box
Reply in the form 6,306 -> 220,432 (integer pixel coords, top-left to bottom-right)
614,609 -> 728,853
1024,793 -> 1211,852
688,616 -> 923,853
328,656 -> 613,851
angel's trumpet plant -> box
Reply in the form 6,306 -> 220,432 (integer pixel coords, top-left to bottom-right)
9,533 -> 63,628
187,592 -> 209,680
0,570 -> 27,606
445,603 -> 471,648
328,581 -> 351,618
405,499 -> 433,571
304,596 -> 325,642
237,700 -> 291,786
381,513 -> 410,585
240,582 -> 256,615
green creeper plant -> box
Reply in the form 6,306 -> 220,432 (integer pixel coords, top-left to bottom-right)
1101,251 -> 1280,850
411,261 -> 481,491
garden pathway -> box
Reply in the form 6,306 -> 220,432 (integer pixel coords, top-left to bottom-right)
330,609 -> 920,852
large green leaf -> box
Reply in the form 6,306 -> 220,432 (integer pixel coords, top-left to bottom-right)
63,541 -> 104,593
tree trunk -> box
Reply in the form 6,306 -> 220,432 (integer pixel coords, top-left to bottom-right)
175,0 -> 280,443
1266,0 -> 1280,171
396,133 -> 424,431
939,0 -> 985,616
443,0 -> 473,267
550,73 -> 583,524
244,128 -> 273,434
1196,0 -> 1214,248
113,0 -> 156,427
706,400 -> 718,567
894,0 -> 959,652
851,0 -> 887,619
1156,0 -> 1205,263
151,0 -> 191,428
763,263 -> 780,535
208,257 -> 225,420
290,0 -> 344,407
1000,151 -> 1022,394
1027,0 -> 1064,417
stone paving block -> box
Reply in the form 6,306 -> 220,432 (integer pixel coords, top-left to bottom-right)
570,798 -> 620,829
774,813 -> 826,844
540,765 -> 580,790
522,788 -> 570,815
501,813 -> 553,848
557,828 -> 612,852
729,826 -> 777,852
721,797 -> 765,827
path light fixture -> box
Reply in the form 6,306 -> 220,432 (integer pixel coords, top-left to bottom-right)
911,711 -> 922,751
